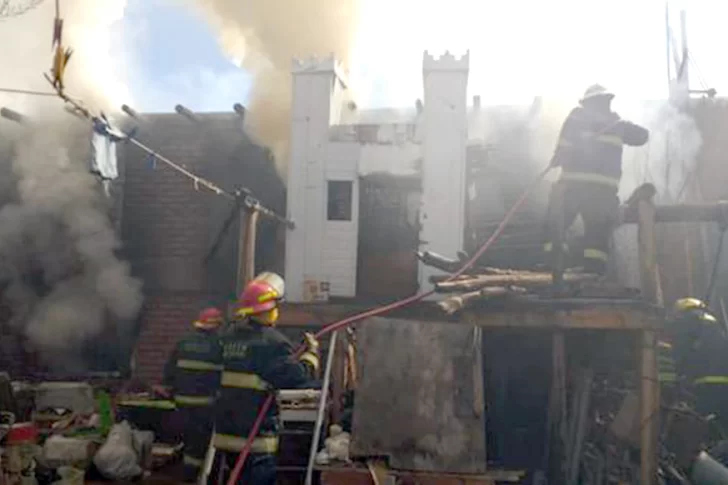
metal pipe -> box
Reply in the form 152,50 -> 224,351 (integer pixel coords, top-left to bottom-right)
121,104 -> 139,119
233,103 -> 246,119
304,331 -> 339,485
175,104 -> 197,122
0,107 -> 25,124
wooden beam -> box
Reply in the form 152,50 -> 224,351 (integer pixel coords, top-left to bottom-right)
460,307 -> 660,331
621,201 -> 728,225
435,272 -> 597,292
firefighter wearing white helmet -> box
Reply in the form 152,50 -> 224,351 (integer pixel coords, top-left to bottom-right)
544,84 -> 649,275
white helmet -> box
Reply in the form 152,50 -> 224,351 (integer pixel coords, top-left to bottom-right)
580,84 -> 615,103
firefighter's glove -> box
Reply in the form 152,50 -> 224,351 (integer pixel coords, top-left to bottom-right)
303,332 -> 320,357
300,332 -> 321,377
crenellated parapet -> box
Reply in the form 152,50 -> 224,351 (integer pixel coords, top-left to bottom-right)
422,50 -> 470,72
291,53 -> 349,87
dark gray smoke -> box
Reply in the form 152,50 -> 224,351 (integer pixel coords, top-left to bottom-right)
0,0 -> 141,364
0,123 -> 142,361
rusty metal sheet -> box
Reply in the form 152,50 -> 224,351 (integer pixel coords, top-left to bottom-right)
350,317 -> 486,473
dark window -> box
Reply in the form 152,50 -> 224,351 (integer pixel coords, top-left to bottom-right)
327,180 -> 353,221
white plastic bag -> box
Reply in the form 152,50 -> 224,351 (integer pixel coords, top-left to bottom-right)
42,436 -> 91,468
92,421 -> 142,480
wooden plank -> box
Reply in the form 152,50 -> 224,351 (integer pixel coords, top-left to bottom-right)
318,466 -> 523,484
461,308 -> 660,331
435,272 -> 596,292
621,201 -> 728,224
350,317 -> 487,474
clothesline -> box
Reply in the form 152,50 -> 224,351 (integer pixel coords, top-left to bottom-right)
41,73 -> 235,200
0,87 -> 60,97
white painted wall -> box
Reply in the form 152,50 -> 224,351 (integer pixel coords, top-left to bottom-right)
286,52 -> 469,301
286,56 -> 340,302
418,51 -> 470,293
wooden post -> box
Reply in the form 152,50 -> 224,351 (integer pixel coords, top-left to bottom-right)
236,207 -> 260,294
550,183 -> 566,287
330,333 -> 346,425
637,198 -> 660,485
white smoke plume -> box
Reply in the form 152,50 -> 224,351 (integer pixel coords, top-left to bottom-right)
184,0 -> 362,174
0,0 -> 142,365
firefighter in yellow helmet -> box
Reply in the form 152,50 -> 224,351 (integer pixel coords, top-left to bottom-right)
666,298 -> 728,425
161,307 -> 224,483
210,272 -> 320,485
544,84 -> 649,274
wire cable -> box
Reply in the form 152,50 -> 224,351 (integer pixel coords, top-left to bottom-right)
0,87 -> 61,97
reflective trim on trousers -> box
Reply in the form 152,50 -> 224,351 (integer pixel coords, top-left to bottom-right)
694,376 -> 728,385
174,395 -> 214,406
176,359 -> 223,371
659,372 -> 677,383
584,248 -> 608,262
560,172 -> 620,189
183,454 -> 204,468
212,433 -> 279,453
543,242 -> 569,253
221,371 -> 270,390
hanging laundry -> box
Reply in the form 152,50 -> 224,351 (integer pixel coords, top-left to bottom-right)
89,114 -> 133,183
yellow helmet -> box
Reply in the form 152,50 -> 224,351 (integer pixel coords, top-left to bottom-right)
672,297 -> 718,325
674,297 -> 707,313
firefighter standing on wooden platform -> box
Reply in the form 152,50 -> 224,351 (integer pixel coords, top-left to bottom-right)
544,84 -> 650,274
210,272 -> 320,485
162,307 -> 224,483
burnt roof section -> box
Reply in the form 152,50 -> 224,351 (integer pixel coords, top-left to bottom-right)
119,111 -> 285,303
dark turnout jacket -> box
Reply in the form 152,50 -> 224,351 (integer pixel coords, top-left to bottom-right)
212,323 -> 317,453
163,328 -> 223,406
552,107 -> 649,186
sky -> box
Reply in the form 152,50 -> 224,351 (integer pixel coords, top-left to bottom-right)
114,0 -> 253,113
114,0 -> 725,114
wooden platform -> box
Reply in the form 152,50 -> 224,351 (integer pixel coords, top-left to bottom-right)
317,464 -> 524,485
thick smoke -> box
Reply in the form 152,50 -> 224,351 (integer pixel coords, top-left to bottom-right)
0,1 -> 142,365
613,98 -> 703,289
186,0 -> 362,174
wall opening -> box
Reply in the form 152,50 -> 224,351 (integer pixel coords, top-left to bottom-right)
327,180 -> 353,221
356,174 -> 420,302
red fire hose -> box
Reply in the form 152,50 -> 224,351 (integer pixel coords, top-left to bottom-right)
225,166 -> 552,484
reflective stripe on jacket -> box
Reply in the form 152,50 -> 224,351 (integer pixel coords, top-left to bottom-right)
215,323 -> 317,444
163,328 -> 222,404
552,106 -> 648,185
657,340 -> 677,386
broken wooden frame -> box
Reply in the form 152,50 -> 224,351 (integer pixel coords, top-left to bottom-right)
206,187 -> 295,294
413,183 -> 728,485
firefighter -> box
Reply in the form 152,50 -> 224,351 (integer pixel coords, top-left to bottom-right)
544,84 -> 649,274
667,298 -> 728,426
210,272 -> 320,485
162,307 -> 224,483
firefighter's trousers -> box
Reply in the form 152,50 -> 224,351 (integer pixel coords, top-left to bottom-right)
695,382 -> 728,431
544,180 -> 619,274
179,404 -> 215,482
208,451 -> 276,485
